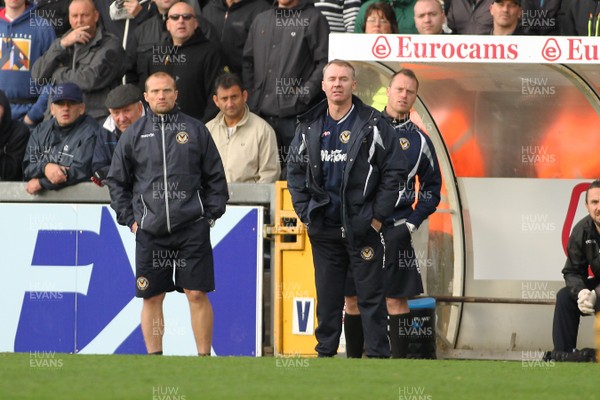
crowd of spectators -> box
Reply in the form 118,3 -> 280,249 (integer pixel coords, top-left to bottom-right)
0,0 -> 597,186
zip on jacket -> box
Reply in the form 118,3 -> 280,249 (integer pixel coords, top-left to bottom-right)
159,114 -> 172,234
339,109 -> 376,242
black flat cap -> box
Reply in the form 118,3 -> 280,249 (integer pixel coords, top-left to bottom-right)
105,84 -> 143,109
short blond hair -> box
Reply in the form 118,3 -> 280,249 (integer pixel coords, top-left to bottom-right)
322,59 -> 356,80
145,72 -> 177,91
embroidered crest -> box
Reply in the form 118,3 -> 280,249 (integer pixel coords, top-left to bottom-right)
339,130 -> 351,144
360,247 -> 374,260
136,277 -> 149,291
399,137 -> 410,150
176,131 -> 189,144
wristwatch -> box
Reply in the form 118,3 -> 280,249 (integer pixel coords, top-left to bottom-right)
207,219 -> 215,228
406,222 -> 416,234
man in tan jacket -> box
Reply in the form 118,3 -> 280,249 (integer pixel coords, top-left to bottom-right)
206,73 -> 280,183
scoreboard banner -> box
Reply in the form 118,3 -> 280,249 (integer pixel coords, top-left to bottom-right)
0,204 -> 263,356
329,33 -> 600,64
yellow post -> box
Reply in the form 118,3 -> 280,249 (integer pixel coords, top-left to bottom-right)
272,181 -> 318,356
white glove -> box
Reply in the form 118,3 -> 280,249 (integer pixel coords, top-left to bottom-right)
577,289 -> 596,314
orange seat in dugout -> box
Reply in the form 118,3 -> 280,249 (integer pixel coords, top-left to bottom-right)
410,107 -> 485,235
535,109 -> 600,179
421,108 -> 486,178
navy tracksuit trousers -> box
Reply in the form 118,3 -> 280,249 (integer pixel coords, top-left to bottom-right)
307,223 -> 390,358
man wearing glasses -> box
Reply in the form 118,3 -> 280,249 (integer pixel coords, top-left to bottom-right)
126,0 -> 220,84
135,1 -> 226,121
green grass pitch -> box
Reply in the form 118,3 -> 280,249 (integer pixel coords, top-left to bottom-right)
0,352 -> 597,400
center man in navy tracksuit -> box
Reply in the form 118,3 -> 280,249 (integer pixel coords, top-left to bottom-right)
287,59 -> 407,358
107,72 -> 228,356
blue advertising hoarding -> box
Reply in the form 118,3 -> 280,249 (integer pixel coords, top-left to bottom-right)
0,204 -> 263,356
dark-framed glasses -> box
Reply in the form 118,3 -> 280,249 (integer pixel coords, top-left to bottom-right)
168,13 -> 195,21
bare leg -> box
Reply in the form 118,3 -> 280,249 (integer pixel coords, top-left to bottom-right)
141,293 -> 166,354
386,297 -> 409,314
184,289 -> 213,355
344,296 -> 360,314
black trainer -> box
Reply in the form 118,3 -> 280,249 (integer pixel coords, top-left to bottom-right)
543,348 -> 596,362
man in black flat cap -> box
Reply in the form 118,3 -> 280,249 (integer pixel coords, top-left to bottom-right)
91,84 -> 145,186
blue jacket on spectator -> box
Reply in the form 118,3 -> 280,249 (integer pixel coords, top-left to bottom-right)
0,3 -> 56,124
22,114 -> 99,190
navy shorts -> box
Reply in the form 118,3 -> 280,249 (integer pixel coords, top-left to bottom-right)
134,219 -> 215,298
345,223 -> 423,298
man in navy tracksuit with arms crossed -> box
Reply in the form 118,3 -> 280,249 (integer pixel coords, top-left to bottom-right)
108,71 -> 228,356
287,59 -> 407,358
